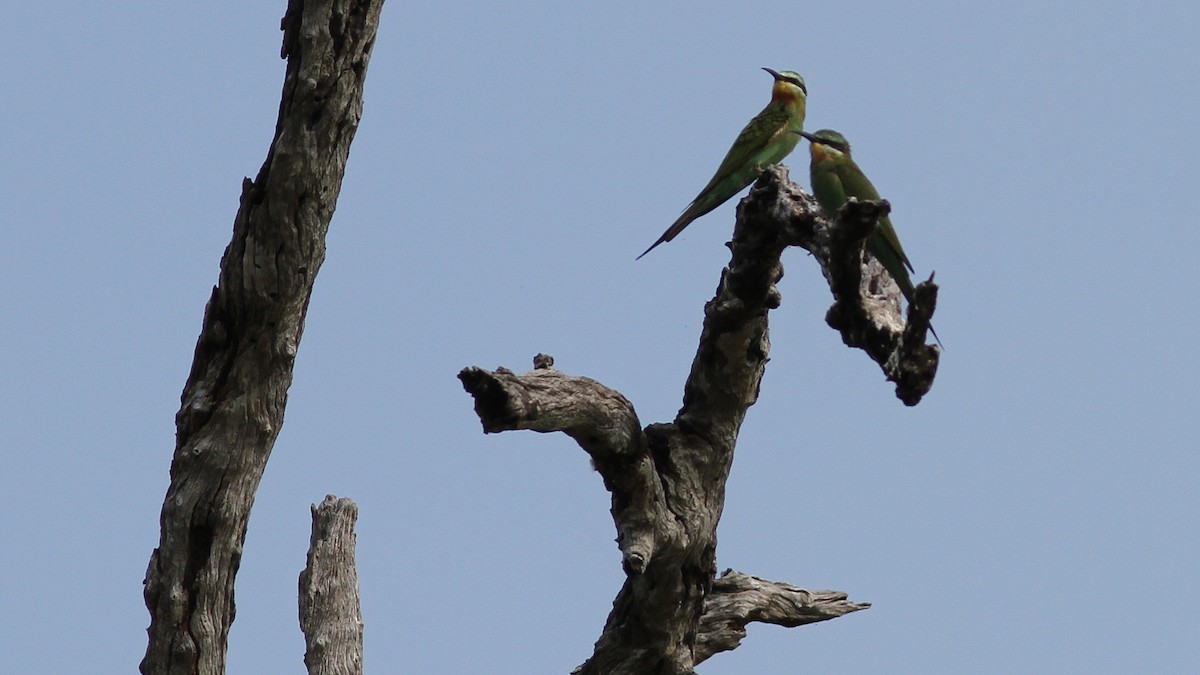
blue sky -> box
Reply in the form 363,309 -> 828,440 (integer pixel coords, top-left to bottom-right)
3,2 -> 1198,673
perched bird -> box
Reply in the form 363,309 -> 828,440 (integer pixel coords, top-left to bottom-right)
638,68 -> 807,259
800,129 -> 941,345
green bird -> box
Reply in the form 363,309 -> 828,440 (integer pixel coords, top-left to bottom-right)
638,68 -> 807,259
800,129 -> 941,345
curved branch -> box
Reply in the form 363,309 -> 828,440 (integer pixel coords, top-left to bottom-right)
457,355 -> 642,452
694,570 -> 870,664
458,357 -> 667,575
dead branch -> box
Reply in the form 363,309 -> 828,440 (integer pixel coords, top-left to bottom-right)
694,570 -> 870,664
299,496 -> 364,675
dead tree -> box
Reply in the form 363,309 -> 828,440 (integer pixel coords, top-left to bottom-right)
141,1 -> 384,672
460,166 -> 939,674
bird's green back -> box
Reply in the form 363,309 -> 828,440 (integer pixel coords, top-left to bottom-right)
833,156 -> 913,274
809,138 -> 913,275
702,103 -> 802,192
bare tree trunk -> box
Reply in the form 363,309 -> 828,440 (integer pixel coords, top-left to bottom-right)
299,496 -> 364,675
141,2 -> 384,673
460,167 -> 935,674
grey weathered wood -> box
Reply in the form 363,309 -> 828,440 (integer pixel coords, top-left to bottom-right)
694,570 -> 870,664
299,496 -> 364,675
459,167 -> 938,673
459,357 -> 655,574
742,166 -> 940,405
140,1 -> 384,673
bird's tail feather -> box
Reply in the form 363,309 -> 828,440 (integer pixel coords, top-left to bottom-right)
636,212 -> 694,260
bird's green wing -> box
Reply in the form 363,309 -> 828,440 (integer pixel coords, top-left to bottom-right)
810,161 -> 848,216
697,104 -> 792,194
832,156 -> 882,204
637,102 -> 796,259
835,159 -> 914,273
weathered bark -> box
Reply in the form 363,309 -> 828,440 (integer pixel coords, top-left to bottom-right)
141,1 -> 384,673
299,496 -> 364,675
694,570 -> 870,664
460,167 -> 935,673
743,166 -> 940,406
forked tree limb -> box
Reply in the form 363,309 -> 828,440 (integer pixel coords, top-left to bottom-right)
141,1 -> 384,672
460,355 -> 871,674
460,166 -> 939,672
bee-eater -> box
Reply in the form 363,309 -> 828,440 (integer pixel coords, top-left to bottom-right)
800,129 -> 941,345
638,68 -> 807,259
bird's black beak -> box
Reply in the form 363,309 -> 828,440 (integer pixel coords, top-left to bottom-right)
762,67 -> 782,80
799,131 -> 819,143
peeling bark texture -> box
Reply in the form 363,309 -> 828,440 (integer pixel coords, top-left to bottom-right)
299,496 -> 364,675
694,570 -> 871,664
141,1 -> 384,673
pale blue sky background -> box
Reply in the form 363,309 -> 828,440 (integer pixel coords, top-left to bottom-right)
3,2 -> 1198,673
